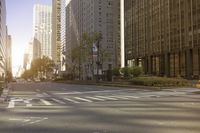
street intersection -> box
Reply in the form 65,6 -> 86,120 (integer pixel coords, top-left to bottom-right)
0,82 -> 200,133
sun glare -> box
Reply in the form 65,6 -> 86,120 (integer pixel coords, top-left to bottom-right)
12,45 -> 25,76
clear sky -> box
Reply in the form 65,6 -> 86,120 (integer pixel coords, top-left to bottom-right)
6,0 -> 52,76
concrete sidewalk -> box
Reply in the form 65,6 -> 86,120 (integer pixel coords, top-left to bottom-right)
0,85 -> 10,103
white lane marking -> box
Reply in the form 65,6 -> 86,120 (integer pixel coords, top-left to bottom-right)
95,96 -> 118,100
86,96 -> 105,101
74,97 -> 93,103
110,96 -> 129,100
7,101 -> 15,108
64,98 -> 80,104
51,98 -> 66,104
26,103 -> 32,107
123,96 -> 140,99
9,118 -> 22,121
24,101 -> 32,107
40,99 -> 52,106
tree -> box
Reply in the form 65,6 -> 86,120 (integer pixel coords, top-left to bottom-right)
71,46 -> 82,79
21,70 -> 33,80
81,32 -> 103,81
22,56 -> 55,79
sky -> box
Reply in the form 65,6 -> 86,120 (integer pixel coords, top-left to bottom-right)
6,0 -> 52,76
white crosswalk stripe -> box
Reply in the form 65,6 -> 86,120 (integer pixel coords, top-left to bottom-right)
7,101 -> 15,108
123,96 -> 140,99
110,96 -> 129,100
63,98 -> 80,104
24,100 -> 32,107
51,98 -> 66,104
86,96 -> 105,101
40,99 -> 52,106
8,94 -> 143,107
74,97 -> 93,103
95,96 -> 118,100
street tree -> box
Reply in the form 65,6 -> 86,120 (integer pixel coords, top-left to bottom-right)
22,56 -> 55,79
81,32 -> 102,80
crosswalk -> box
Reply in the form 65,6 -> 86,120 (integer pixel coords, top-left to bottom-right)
7,94 -> 148,108
7,91 -> 183,109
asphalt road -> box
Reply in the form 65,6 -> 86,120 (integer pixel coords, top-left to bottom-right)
0,82 -> 200,133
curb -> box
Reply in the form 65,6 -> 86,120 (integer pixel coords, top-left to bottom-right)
0,86 -> 10,103
54,81 -> 179,91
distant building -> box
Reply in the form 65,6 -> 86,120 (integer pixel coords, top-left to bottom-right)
0,0 -> 7,79
23,42 -> 33,70
125,0 -> 200,79
33,4 -> 52,59
52,0 -> 61,66
23,54 -> 29,71
65,0 -> 121,79
32,38 -> 41,60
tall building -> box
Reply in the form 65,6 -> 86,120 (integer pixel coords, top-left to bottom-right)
6,35 -> 12,74
32,38 -> 41,60
60,0 -> 67,71
33,4 -> 52,59
0,0 -> 7,79
65,0 -> 121,79
23,42 -> 33,70
125,0 -> 200,79
52,0 -> 61,65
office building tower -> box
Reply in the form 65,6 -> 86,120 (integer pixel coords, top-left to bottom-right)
0,0 -> 7,78
52,0 -> 61,65
33,4 -> 52,59
125,0 -> 200,79
65,0 -> 121,79
6,35 -> 12,74
60,0 -> 67,71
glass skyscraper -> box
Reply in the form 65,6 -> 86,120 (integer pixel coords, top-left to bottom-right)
33,4 -> 52,59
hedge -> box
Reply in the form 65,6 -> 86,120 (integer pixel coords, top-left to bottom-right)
130,77 -> 191,87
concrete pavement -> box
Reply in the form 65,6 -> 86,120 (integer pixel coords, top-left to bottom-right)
0,82 -> 200,133
0,84 -> 11,103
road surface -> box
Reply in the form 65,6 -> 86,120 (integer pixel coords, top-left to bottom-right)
0,82 -> 200,133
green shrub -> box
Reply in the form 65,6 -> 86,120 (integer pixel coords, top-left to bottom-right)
130,66 -> 143,77
112,67 -> 121,77
121,67 -> 131,79
130,77 -> 190,87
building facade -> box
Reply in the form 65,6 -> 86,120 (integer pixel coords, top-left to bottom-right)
32,38 -> 41,60
23,42 -> 33,70
33,4 -> 52,59
0,0 -> 7,79
125,0 -> 200,79
60,0 -> 67,72
52,0 -> 61,65
6,35 -> 12,74
65,0 -> 121,79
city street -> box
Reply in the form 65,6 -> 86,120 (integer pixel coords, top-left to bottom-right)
0,82 -> 200,133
